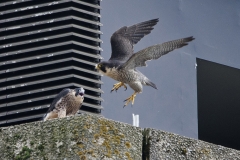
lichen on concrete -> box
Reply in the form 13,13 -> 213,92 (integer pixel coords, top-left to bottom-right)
146,128 -> 240,160
0,114 -> 142,160
1,114 -> 240,160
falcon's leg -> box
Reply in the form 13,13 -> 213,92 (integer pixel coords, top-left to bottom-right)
123,92 -> 137,107
58,108 -> 66,118
43,111 -> 58,121
111,82 -> 127,92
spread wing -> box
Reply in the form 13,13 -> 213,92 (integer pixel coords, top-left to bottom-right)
46,88 -> 70,113
109,18 -> 159,62
120,36 -> 195,70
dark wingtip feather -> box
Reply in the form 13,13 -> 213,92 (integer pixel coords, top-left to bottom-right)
146,18 -> 159,26
184,36 -> 195,42
179,36 -> 195,47
150,18 -> 159,23
143,18 -> 159,23
136,18 -> 159,28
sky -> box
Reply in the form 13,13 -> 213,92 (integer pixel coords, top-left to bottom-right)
99,0 -> 240,139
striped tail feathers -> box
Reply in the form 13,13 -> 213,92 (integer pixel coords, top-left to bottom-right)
145,79 -> 158,89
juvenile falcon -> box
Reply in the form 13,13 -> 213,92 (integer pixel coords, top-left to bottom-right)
95,18 -> 195,107
43,88 -> 85,121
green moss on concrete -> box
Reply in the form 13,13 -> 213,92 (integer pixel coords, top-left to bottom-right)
37,144 -> 44,152
14,146 -> 32,160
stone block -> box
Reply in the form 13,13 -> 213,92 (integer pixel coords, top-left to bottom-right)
144,128 -> 240,160
0,114 -> 142,160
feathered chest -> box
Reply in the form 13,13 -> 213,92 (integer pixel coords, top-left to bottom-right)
103,67 -> 138,82
56,93 -> 83,114
102,67 -> 120,80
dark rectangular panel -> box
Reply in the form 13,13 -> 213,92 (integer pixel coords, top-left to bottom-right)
197,58 -> 240,150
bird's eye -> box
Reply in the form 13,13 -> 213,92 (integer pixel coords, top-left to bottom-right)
98,64 -> 102,68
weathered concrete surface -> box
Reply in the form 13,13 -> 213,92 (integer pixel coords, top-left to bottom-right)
145,128 -> 240,160
1,114 -> 240,160
0,114 -> 142,160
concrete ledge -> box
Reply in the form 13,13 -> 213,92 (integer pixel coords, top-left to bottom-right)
0,114 -> 142,160
146,128 -> 240,160
1,114 -> 240,160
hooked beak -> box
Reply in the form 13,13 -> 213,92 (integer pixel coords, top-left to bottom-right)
75,88 -> 85,97
95,64 -> 100,70
79,91 -> 84,96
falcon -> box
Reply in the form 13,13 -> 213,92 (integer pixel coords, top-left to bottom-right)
95,18 -> 195,107
43,88 -> 85,121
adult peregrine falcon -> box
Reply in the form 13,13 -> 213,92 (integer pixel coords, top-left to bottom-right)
43,88 -> 85,121
95,18 -> 194,107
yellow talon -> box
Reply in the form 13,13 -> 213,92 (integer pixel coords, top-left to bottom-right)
111,82 -> 127,92
123,92 -> 137,107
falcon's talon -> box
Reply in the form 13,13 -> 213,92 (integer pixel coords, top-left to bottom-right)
123,92 -> 137,107
111,82 -> 127,92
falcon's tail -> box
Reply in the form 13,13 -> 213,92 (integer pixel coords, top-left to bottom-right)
145,79 -> 158,89
40,113 -> 47,121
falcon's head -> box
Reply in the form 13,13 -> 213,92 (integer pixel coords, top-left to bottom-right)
74,87 -> 85,97
95,62 -> 108,73
95,61 -> 120,77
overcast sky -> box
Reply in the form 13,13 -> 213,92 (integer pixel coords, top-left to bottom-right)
99,0 -> 240,139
